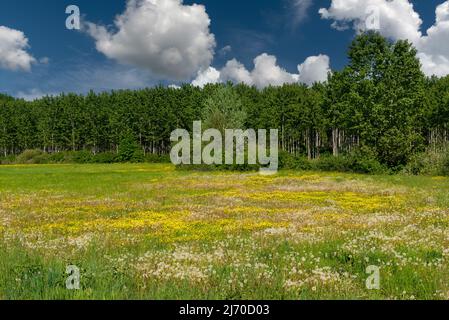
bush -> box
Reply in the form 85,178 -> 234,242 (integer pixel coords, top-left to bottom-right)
405,147 -> 449,176
346,147 -> 387,174
313,155 -> 349,172
16,149 -> 49,164
47,152 -> 66,163
347,156 -> 386,174
279,147 -> 386,174
117,134 -> 144,163
442,154 -> 449,176
377,128 -> 415,168
0,154 -> 16,165
92,152 -> 117,164
278,151 -> 311,170
3,149 -> 169,165
47,151 -> 117,164
72,150 -> 94,164
144,153 -> 171,163
48,151 -> 92,164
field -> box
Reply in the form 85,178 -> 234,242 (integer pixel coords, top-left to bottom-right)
0,164 -> 448,300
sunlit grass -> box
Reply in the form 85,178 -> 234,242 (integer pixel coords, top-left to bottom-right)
0,164 -> 448,299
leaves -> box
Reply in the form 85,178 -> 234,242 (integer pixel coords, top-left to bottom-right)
1,33 -> 449,170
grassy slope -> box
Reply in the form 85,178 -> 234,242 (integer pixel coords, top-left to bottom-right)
0,164 -> 448,300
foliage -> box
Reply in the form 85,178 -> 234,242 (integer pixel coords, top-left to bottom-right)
279,148 -> 385,174
1,33 -> 449,173
0,154 -> 16,165
404,145 -> 449,176
202,84 -> 247,132
117,133 -> 145,163
16,149 -> 49,164
92,152 -> 118,164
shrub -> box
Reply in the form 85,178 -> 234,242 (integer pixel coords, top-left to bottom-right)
442,153 -> 449,176
377,128 -> 415,168
47,151 -> 118,164
0,155 -> 16,165
144,153 -> 171,164
404,146 -> 449,176
16,149 -> 49,164
92,152 -> 117,164
346,147 -> 387,174
279,151 -> 297,169
47,151 -> 94,164
279,147 -> 386,174
313,155 -> 349,172
277,151 -> 312,170
348,156 -> 386,174
117,134 -> 144,163
71,150 -> 94,164
47,152 -> 66,163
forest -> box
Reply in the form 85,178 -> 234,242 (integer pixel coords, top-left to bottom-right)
1,32 -> 449,174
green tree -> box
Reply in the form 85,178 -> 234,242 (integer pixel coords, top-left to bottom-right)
202,84 -> 247,132
117,131 -> 144,163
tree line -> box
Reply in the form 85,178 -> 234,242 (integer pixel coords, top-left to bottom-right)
1,32 -> 449,170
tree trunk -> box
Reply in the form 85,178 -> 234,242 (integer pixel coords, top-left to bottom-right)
332,128 -> 339,157
306,129 -> 312,160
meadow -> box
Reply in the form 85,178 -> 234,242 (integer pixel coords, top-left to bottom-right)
0,164 -> 448,300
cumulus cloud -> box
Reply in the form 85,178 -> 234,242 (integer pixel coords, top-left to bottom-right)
86,0 -> 216,81
0,26 -> 36,71
250,54 -> 299,88
220,59 -> 254,85
319,0 -> 422,44
417,53 -> 449,78
192,53 -> 331,88
297,55 -> 331,86
417,1 -> 449,77
319,0 -> 449,78
191,66 -> 220,87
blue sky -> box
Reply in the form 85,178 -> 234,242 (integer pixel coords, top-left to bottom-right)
0,0 -> 446,98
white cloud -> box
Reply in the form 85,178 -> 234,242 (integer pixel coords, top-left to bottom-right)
0,26 -> 36,71
319,0 -> 422,44
193,53 -> 331,88
417,2 -> 449,77
192,66 -> 220,88
250,53 -> 299,88
220,59 -> 254,85
437,1 -> 449,23
86,0 -> 216,81
297,54 -> 331,85
417,53 -> 449,78
291,0 -> 313,26
319,0 -> 449,78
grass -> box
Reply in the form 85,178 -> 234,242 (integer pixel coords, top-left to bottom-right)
0,163 -> 448,300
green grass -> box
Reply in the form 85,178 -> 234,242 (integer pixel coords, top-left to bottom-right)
0,164 -> 448,300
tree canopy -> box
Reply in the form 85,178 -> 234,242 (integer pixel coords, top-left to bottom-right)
1,32 -> 449,169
